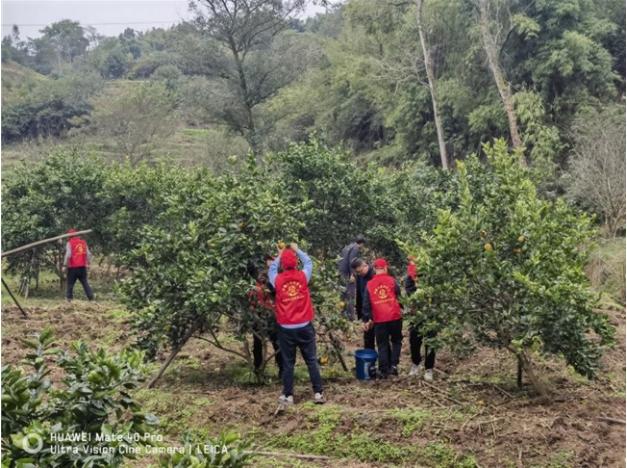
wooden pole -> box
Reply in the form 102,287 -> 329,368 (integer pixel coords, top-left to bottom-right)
2,278 -> 28,318
1,229 -> 93,258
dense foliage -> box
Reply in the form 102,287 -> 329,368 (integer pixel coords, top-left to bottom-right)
1,329 -> 157,467
402,140 -> 615,392
119,158 -> 305,365
1,134 -> 616,391
3,1 -> 623,171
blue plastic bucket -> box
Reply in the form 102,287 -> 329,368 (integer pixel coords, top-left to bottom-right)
355,348 -> 378,380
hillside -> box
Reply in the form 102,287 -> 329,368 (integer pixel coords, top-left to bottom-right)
1,60 -> 47,105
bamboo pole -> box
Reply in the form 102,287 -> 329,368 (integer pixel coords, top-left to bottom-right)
2,278 -> 28,318
1,229 -> 93,258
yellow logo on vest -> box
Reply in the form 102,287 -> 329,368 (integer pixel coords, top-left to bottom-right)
283,281 -> 300,298
374,285 -> 390,300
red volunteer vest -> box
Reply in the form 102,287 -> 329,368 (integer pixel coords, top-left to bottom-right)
366,274 -> 402,323
68,237 -> 88,268
274,270 -> 314,325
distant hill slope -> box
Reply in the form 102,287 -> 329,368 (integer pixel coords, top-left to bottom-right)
1,61 -> 47,104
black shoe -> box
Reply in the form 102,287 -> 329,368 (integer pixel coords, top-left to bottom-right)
390,366 -> 398,376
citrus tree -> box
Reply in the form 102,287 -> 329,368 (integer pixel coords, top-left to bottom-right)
2,151 -> 109,294
100,162 -> 186,268
270,139 -> 447,266
119,158 -> 306,385
403,140 -> 614,394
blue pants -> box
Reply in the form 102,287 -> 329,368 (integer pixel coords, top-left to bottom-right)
278,323 -> 323,396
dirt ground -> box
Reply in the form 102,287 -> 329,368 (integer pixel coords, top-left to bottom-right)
2,300 -> 625,467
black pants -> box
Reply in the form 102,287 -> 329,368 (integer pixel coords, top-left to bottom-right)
363,327 -> 375,350
253,325 -> 283,377
374,319 -> 403,375
278,323 -> 323,397
409,324 -> 436,369
66,267 -> 94,301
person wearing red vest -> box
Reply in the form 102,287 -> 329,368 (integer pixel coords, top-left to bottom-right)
247,260 -> 282,379
404,256 -> 436,381
63,229 -> 94,302
269,243 -> 325,405
363,258 -> 403,378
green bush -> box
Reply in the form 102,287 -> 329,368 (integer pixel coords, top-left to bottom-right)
403,140 -> 614,393
1,72 -> 102,143
1,328 -> 157,467
159,432 -> 252,468
119,158 -> 305,371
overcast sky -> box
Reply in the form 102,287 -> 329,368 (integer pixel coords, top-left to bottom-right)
1,0 -> 330,39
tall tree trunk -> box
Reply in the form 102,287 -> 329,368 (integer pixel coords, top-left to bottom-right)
415,0 -> 448,171
477,0 -> 525,164
230,42 -> 261,163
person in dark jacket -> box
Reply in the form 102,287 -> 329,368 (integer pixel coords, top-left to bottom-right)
404,256 -> 436,381
351,257 -> 375,350
337,235 -> 366,320
362,258 -> 403,378
248,267 -> 283,380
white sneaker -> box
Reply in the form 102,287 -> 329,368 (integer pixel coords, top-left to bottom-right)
409,364 -> 422,376
424,369 -> 434,382
278,394 -> 294,405
314,392 -> 326,404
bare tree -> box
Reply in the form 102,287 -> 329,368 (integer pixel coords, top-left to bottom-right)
566,105 -> 626,237
471,0 -> 524,163
190,0 -> 305,161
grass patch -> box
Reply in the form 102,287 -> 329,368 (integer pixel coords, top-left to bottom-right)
264,403 -> 476,466
268,404 -> 409,463
531,450 -> 574,468
390,407 -> 431,436
587,237 -> 625,305
135,388 -> 215,436
420,442 -> 477,468
1,266 -> 119,307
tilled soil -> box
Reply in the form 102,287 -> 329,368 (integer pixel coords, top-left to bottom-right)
2,303 -> 625,467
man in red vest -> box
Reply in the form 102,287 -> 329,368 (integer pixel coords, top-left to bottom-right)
362,258 -> 403,378
269,243 -> 325,405
63,229 -> 94,302
404,256 -> 436,381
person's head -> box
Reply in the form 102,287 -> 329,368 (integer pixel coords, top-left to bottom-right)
258,271 -> 268,284
351,257 -> 370,277
246,262 -> 259,279
373,258 -> 388,274
264,254 -> 274,269
280,248 -> 298,270
355,234 -> 366,245
67,228 -> 80,240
